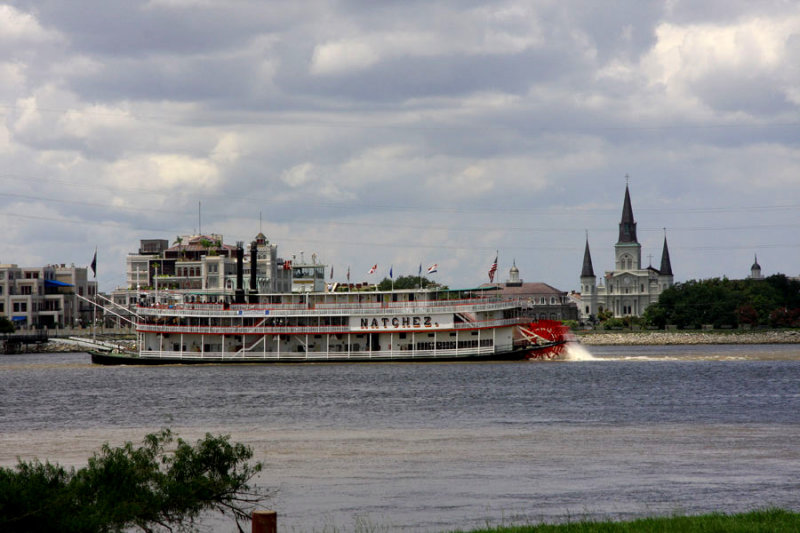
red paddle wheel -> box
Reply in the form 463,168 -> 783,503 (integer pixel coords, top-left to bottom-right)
516,320 -> 575,359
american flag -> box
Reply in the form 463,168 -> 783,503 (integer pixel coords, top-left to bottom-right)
427,264 -> 438,274
368,264 -> 377,274
488,254 -> 498,282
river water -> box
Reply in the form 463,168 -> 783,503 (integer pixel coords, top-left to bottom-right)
2,344 -> 799,532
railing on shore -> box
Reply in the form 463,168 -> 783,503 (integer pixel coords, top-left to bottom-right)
1,332 -> 49,354
45,327 -> 135,338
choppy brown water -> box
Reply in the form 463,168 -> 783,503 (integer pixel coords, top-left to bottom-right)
2,346 -> 799,532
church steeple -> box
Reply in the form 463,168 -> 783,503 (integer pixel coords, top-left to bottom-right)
750,254 -> 762,279
617,184 -> 637,244
581,236 -> 595,278
659,233 -> 673,276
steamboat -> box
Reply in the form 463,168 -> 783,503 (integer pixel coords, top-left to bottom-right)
90,239 -> 570,365
90,286 -> 568,365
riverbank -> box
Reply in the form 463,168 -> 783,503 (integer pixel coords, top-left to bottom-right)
577,329 -> 800,345
456,508 -> 800,533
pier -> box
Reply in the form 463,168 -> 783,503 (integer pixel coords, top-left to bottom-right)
1,332 -> 49,354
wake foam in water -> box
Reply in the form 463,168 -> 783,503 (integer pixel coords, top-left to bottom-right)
563,343 -> 597,361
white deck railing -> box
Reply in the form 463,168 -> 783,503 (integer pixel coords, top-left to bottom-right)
136,317 -> 521,335
136,297 -> 515,318
135,343 -> 515,361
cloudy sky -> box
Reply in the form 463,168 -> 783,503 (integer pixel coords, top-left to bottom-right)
1,0 -> 798,292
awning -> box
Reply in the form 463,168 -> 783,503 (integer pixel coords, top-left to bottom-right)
45,279 -> 74,287
11,316 -> 26,322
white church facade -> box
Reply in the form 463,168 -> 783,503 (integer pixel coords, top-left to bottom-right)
578,185 -> 674,321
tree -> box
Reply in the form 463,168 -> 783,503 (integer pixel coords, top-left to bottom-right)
0,429 -> 269,533
377,275 -> 443,291
643,275 -> 800,329
735,304 -> 759,326
0,316 -> 14,333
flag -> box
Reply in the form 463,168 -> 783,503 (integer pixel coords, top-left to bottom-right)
488,253 -> 498,282
418,264 -> 422,276
347,266 -> 350,281
90,249 -> 97,278
389,265 -> 393,279
368,264 -> 377,274
330,265 -> 334,280
427,264 -> 438,274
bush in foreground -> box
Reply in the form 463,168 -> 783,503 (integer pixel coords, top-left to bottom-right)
0,429 -> 269,532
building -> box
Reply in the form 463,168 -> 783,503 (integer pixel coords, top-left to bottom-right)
289,252 -> 327,293
113,232 -> 298,312
0,263 -> 96,329
578,185 -> 674,321
482,261 -> 579,321
749,255 -> 763,280
247,232 -> 292,294
121,233 -> 294,293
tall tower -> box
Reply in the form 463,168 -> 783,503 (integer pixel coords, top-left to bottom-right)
580,235 -> 597,319
750,255 -> 762,280
615,184 -> 641,271
507,260 -> 522,287
658,232 -> 675,292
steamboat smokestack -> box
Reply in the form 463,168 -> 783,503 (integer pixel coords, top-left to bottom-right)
249,240 -> 258,303
235,241 -> 244,304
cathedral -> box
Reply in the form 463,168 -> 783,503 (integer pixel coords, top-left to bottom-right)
578,185 -> 674,321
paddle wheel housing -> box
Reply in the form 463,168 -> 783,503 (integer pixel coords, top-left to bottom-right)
515,320 -> 575,359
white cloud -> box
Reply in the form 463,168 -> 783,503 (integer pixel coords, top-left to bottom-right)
145,0 -> 217,8
58,105 -> 135,139
0,62 -> 27,98
12,96 -> 43,133
640,16 -> 800,108
310,40 -> 380,76
0,5 -> 53,43
2,1 -> 800,291
210,133 -> 242,164
339,145 -> 414,186
108,154 -> 221,191
281,162 -> 315,187
310,4 -> 544,77
447,163 -> 494,195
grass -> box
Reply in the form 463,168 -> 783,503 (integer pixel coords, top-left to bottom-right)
453,508 -> 800,533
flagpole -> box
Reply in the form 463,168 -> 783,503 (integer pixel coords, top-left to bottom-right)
92,247 -> 97,342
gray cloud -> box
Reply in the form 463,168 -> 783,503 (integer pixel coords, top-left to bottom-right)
1,0 -> 799,291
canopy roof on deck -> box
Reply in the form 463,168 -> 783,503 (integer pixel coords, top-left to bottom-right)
45,279 -> 74,287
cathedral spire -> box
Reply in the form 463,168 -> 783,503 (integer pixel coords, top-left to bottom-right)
581,234 -> 595,278
617,184 -> 638,244
659,231 -> 673,276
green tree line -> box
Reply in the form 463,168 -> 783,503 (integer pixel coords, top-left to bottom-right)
376,275 -> 444,291
642,274 -> 800,329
